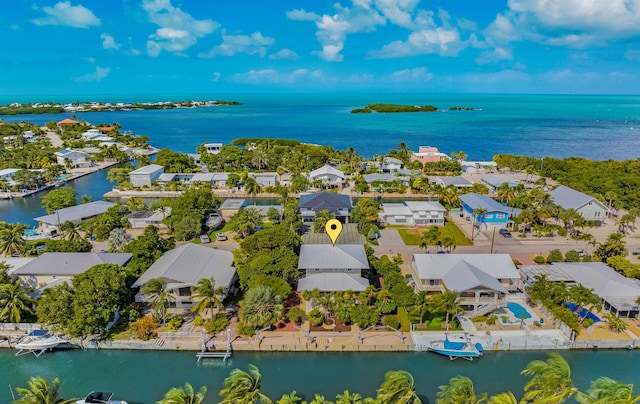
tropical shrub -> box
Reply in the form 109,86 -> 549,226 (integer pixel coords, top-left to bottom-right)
167,315 -> 184,331
534,255 -> 546,264
547,249 -> 564,263
308,309 -> 324,326
130,315 -> 159,340
205,313 -> 229,335
286,307 -> 305,325
383,315 -> 399,330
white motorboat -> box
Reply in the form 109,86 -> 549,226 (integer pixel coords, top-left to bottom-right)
15,330 -> 64,357
427,333 -> 484,361
205,213 -> 223,229
75,392 -> 128,404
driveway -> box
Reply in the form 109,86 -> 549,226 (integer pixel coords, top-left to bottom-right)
377,228 -> 406,247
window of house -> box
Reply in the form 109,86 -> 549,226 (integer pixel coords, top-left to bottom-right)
314,268 -> 320,272
429,279 -> 440,286
485,213 -> 494,218
178,287 -> 191,297
496,213 -> 505,219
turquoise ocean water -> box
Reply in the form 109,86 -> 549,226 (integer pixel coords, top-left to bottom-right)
1,349 -> 640,403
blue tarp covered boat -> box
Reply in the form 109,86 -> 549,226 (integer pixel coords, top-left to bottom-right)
427,334 -> 484,361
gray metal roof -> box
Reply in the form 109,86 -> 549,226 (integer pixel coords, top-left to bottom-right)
413,254 -> 519,290
297,273 -> 369,292
298,193 -> 352,211
521,262 -> 640,312
308,164 -> 344,179
430,176 -> 473,187
405,201 -> 446,213
14,252 -> 132,276
220,199 -> 246,209
298,244 -> 369,270
132,244 -> 236,290
34,201 -> 116,225
549,185 -> 607,211
458,193 -> 520,215
381,203 -> 412,217
129,164 -> 164,175
480,174 -> 519,188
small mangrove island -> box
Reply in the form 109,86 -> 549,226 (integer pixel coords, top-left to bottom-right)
351,104 -> 477,113
0,100 -> 240,115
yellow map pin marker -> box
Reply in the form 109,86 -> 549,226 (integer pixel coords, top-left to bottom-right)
325,219 -> 342,246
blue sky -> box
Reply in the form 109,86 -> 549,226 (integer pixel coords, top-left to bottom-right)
2,0 -> 640,96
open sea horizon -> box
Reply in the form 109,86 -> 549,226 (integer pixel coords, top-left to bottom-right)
1,93 -> 640,161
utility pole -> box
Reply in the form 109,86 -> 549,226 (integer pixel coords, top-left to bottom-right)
490,228 -> 496,253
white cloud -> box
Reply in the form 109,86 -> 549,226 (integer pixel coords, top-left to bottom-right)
373,0 -> 419,29
211,72 -> 221,82
233,68 -> 322,84
32,1 -> 100,28
475,46 -> 513,64
199,32 -> 275,58
390,67 -> 432,82
74,66 -> 111,82
143,0 -> 218,57
100,33 -> 120,50
370,27 -> 464,58
269,49 -> 300,60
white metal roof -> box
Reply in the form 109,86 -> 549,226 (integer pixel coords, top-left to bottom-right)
297,273 -> 369,292
308,164 -> 344,179
129,164 -> 164,175
14,252 -> 132,276
34,201 -> 116,225
549,185 -> 608,212
413,254 -> 519,288
132,244 -> 236,290
298,244 -> 369,270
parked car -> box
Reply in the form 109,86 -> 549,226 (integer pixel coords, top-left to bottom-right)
576,249 -> 587,257
216,232 -> 227,241
199,234 -> 211,243
499,229 -> 512,238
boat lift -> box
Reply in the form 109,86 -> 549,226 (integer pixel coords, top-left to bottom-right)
196,328 -> 232,363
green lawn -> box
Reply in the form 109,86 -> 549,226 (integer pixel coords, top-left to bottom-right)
396,220 -> 472,246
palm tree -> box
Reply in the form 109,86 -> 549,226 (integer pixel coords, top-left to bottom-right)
521,353 -> 577,403
14,376 -> 75,404
0,279 -> 34,323
471,207 -> 487,240
251,149 -> 268,169
487,392 -> 518,404
277,391 -> 303,404
436,376 -> 487,404
575,377 -> 639,404
230,207 -> 263,238
276,166 -> 285,183
309,395 -> 333,404
219,364 -> 273,404
245,177 -> 262,198
0,223 -> 27,257
419,226 -> 440,253
190,277 -> 224,321
410,291 -> 430,326
397,142 -> 409,161
141,278 -> 174,325
496,183 -> 517,203
376,370 -> 422,404
336,390 -> 363,404
429,290 -> 464,330
314,209 -> 336,233
440,235 -> 457,253
239,285 -> 284,329
156,382 -> 207,404
438,186 -> 460,210
58,221 -> 81,242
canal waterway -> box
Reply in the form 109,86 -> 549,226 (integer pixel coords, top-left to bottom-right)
1,349 -> 639,403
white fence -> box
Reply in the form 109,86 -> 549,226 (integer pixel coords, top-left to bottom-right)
157,331 -> 203,340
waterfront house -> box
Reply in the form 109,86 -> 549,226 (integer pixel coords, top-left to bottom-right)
126,208 -> 170,228
520,262 -> 640,318
381,157 -> 405,172
379,201 -> 446,226
410,146 -> 449,164
129,164 -> 164,187
14,252 -> 132,293
250,172 -> 278,187
364,173 -> 411,187
429,176 -> 473,189
297,244 -> 370,292
410,253 -> 521,316
54,149 -> 91,168
549,185 -> 609,224
81,129 -> 112,142
219,199 -> 246,220
458,193 -> 520,230
0,168 -> 20,184
132,244 -> 237,309
56,118 -> 79,126
204,143 -> 222,154
480,174 -> 519,193
34,200 -> 116,229
298,192 -> 352,223
308,165 -> 345,188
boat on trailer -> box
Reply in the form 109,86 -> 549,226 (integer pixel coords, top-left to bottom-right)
15,330 -> 64,357
427,334 -> 484,361
75,392 -> 128,404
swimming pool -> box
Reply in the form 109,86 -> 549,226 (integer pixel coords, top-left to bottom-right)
507,302 -> 532,319
24,229 -> 39,237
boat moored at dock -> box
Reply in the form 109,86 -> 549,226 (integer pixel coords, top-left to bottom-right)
427,334 -> 484,361
75,392 -> 128,404
14,330 -> 65,357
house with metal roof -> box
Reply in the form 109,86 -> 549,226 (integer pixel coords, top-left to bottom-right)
364,173 -> 410,187
126,208 -> 170,228
13,252 -> 132,292
219,198 -> 246,220
129,164 -> 164,187
34,200 -> 116,228
379,201 -> 446,226
298,192 -> 352,223
132,243 -> 237,309
297,244 -> 370,292
429,176 -> 473,189
520,262 -> 640,318
458,193 -> 521,230
308,165 -> 345,188
549,185 -> 609,224
410,254 -> 521,316
54,149 -> 91,168
480,174 -> 520,193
